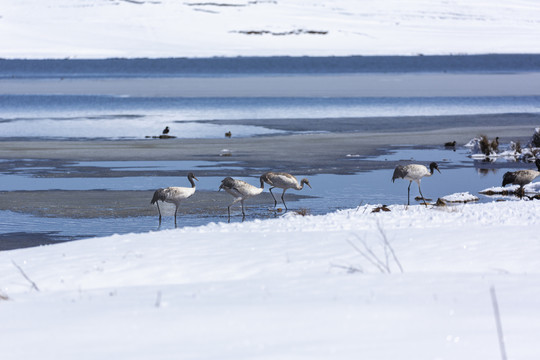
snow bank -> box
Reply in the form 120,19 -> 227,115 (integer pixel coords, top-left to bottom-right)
2,0 -> 540,58
480,181 -> 540,196
1,201 -> 540,360
441,191 -> 479,203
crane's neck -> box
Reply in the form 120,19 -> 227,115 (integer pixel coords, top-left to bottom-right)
188,176 -> 196,188
259,177 -> 265,189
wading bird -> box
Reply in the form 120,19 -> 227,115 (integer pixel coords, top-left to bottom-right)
219,176 -> 264,221
260,172 -> 311,210
502,158 -> 540,198
150,172 -> 198,224
392,162 -> 440,206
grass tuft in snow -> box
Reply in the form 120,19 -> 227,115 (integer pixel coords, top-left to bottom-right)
12,260 -> 40,292
345,221 -> 403,274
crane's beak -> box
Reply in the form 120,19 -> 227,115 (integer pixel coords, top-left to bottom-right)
194,176 -> 199,181
436,167 -> 441,174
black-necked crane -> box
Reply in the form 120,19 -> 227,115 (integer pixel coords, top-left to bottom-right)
260,172 -> 311,210
150,172 -> 198,224
392,162 -> 440,207
219,176 -> 264,221
502,158 -> 540,198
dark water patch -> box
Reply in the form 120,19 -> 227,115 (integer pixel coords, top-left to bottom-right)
2,54 -> 540,78
203,112 -> 540,134
0,231 -> 84,251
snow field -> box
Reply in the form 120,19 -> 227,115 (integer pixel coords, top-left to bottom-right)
1,200 -> 539,359
2,0 -> 540,58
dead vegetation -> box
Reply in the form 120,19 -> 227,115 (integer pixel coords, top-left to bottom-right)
335,221 -> 403,274
294,208 -> 310,216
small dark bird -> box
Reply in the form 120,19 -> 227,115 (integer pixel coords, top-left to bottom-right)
392,162 -> 441,207
162,126 -> 170,135
150,172 -> 198,225
490,137 -> 500,153
260,172 -> 311,210
444,141 -> 456,147
502,159 -> 540,198
225,131 -> 232,138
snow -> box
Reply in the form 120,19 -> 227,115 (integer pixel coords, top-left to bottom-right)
1,0 -> 540,59
480,181 -> 540,196
2,201 -> 540,359
441,191 -> 479,202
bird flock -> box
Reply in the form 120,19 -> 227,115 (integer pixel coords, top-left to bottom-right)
151,171 -> 311,223
150,146 -> 540,224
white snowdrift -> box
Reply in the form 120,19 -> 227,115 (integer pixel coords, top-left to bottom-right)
1,200 -> 540,360
2,0 -> 540,58
441,191 -> 479,202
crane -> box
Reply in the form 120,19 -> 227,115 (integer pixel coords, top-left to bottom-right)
260,172 -> 311,210
150,172 -> 198,224
219,176 -> 264,221
392,162 -> 440,207
502,158 -> 540,198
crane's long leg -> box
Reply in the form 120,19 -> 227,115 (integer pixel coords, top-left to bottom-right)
174,205 -> 178,226
269,187 -> 278,207
417,182 -> 428,207
281,189 -> 288,210
241,200 -> 246,221
407,181 -> 412,206
156,202 -> 162,223
227,197 -> 241,222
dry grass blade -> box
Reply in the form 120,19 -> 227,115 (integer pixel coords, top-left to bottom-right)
12,260 -> 40,292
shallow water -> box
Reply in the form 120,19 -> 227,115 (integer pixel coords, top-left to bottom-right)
0,146 -> 529,250
1,95 -> 539,140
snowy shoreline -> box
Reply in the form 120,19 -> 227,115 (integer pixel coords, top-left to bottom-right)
1,200 -> 540,359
